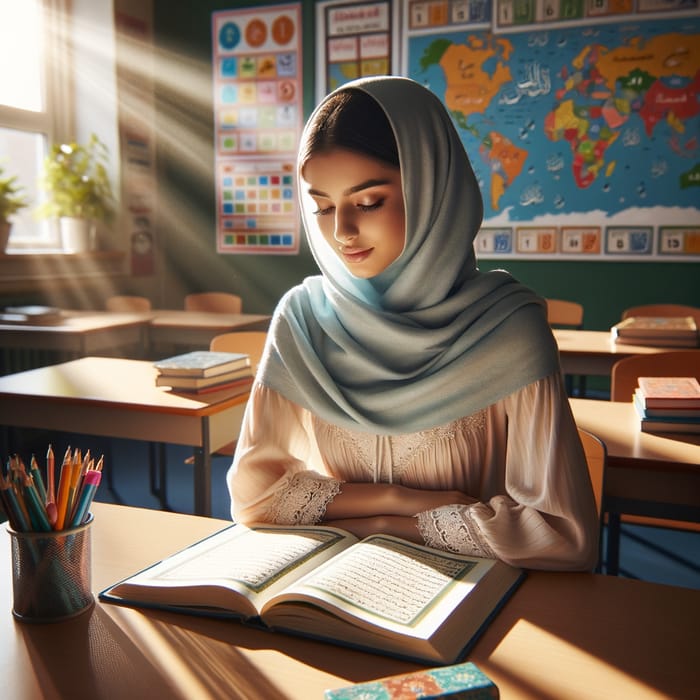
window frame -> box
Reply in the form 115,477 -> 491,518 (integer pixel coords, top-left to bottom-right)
0,0 -> 75,251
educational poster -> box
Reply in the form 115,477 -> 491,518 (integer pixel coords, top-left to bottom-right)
212,4 -> 302,255
315,0 -> 398,101
403,7 -> 700,260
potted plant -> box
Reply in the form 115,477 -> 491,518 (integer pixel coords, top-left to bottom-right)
37,133 -> 116,252
0,164 -> 29,252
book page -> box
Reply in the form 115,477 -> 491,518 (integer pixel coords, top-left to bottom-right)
267,535 -> 494,636
107,524 -> 355,614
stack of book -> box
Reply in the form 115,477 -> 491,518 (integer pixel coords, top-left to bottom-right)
154,350 -> 253,395
611,316 -> 699,347
0,305 -> 63,325
633,376 -> 700,434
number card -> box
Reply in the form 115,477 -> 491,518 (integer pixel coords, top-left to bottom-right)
212,4 -> 302,255
605,226 -> 653,255
658,226 -> 700,256
476,227 -> 513,255
516,226 -> 557,254
560,226 -> 601,255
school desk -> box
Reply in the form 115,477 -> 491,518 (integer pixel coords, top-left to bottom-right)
0,357 -> 248,516
146,310 -> 271,354
0,311 -> 148,368
570,398 -> 700,574
1,502 -> 697,700
553,328 -> 674,376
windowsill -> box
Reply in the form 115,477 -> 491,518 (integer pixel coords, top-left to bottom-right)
0,249 -> 128,293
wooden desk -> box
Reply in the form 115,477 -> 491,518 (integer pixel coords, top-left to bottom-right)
570,398 -> 700,574
147,310 -> 270,354
553,329 -> 674,376
0,357 -> 249,516
0,311 -> 148,370
1,503 -> 697,700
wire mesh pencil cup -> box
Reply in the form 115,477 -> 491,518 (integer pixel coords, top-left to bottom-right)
8,513 -> 94,622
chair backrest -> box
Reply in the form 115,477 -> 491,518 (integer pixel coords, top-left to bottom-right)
184,292 -> 242,314
545,298 -> 584,328
106,295 -> 152,312
622,304 -> 700,327
577,427 -> 606,572
610,350 -> 700,402
210,331 -> 268,370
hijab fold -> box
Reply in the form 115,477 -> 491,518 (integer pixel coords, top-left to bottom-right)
258,77 -> 560,434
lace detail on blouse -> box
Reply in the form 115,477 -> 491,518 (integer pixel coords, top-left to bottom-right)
417,505 -> 496,558
268,472 -> 342,525
314,410 -> 487,480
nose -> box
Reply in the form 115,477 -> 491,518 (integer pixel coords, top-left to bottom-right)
333,206 -> 358,244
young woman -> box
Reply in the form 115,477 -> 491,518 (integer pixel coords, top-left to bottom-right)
227,76 -> 599,571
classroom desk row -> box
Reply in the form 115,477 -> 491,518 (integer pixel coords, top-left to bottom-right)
2,502 -> 698,700
0,309 -> 271,371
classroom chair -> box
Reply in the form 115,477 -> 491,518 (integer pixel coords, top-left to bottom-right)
545,298 -> 586,396
609,350 -> 700,545
184,292 -> 242,314
577,427 -> 607,574
184,331 -> 268,465
610,350 -> 700,403
621,303 -> 700,327
105,295 -> 152,312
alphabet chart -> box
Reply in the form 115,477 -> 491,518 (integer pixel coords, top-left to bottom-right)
212,4 -> 302,254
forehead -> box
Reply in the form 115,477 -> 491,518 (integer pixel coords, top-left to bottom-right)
301,147 -> 401,188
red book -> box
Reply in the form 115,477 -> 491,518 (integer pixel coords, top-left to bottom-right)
637,377 -> 700,409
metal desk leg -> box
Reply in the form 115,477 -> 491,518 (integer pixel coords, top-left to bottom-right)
193,416 -> 212,517
606,512 -> 621,576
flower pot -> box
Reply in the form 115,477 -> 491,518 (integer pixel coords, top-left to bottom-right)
60,217 -> 96,253
0,220 -> 11,252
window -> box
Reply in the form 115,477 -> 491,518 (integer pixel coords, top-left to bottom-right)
0,0 -> 72,250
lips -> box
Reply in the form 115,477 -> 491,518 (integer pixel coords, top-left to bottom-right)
340,247 -> 372,263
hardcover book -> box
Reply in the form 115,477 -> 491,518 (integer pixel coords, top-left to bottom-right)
154,350 -> 250,377
611,317 -> 698,347
637,377 -> 700,409
155,366 -> 253,390
99,524 -> 524,666
324,661 -> 499,699
633,390 -> 700,418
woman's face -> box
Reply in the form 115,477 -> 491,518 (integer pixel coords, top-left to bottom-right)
301,147 -> 405,279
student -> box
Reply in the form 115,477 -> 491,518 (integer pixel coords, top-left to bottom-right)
227,76 -> 599,571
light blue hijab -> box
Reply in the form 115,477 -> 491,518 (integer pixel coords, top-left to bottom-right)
257,76 -> 560,434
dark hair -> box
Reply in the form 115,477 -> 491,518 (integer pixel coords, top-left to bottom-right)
299,89 -> 400,170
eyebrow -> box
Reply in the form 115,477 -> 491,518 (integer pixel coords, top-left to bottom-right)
307,178 -> 392,198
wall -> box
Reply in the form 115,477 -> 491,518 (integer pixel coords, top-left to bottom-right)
151,0 -> 699,320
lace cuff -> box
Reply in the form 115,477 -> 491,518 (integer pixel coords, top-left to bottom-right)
268,472 -> 343,525
417,505 -> 496,559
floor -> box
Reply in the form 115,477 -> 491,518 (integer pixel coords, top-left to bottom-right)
4,429 -> 700,591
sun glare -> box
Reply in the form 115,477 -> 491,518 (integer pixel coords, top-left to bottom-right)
0,0 -> 43,112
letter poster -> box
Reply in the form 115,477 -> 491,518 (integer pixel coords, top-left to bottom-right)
212,4 -> 302,255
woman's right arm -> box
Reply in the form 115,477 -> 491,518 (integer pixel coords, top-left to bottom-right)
227,382 -> 342,524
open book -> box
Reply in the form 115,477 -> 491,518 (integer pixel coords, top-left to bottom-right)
100,524 -> 523,665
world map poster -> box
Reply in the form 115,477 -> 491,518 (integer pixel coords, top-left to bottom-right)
404,16 -> 700,259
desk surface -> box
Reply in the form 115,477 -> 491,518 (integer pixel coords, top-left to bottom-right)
0,356 -> 248,417
2,503 -> 698,700
570,398 -> 700,470
553,329 -> 676,376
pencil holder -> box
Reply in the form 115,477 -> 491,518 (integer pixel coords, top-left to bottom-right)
8,513 -> 94,623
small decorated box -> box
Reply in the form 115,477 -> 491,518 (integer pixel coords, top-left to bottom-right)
324,662 -> 499,699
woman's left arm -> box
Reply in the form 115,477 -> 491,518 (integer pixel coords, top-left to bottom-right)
418,374 -> 601,570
